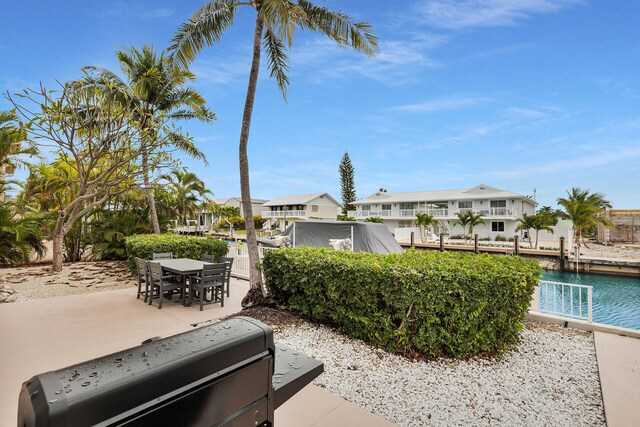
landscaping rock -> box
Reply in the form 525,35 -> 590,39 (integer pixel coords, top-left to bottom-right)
0,284 -> 17,303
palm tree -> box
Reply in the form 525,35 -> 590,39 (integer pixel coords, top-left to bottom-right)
162,168 -> 212,227
557,188 -> 612,270
0,202 -> 46,265
454,211 -> 485,244
515,213 -> 554,249
414,213 -> 438,243
83,45 -> 215,234
454,212 -> 471,244
170,0 -> 378,306
0,110 -> 38,199
467,212 -> 485,240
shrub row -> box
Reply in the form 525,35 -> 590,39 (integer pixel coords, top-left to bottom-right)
125,234 -> 228,273
263,248 -> 540,358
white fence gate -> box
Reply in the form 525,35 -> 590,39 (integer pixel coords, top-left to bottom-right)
226,243 -> 275,280
531,280 -> 593,322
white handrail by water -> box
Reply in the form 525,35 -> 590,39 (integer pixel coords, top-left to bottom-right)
532,280 -> 593,323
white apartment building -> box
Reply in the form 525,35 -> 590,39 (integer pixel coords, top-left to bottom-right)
349,184 -> 537,240
262,193 -> 340,230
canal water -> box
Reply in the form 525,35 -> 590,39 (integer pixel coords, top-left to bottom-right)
541,270 -> 640,331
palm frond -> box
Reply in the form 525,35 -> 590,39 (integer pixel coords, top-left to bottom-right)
166,131 -> 208,164
263,25 -> 291,99
169,0 -> 239,67
297,0 -> 378,57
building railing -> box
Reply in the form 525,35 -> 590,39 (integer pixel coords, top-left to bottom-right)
262,210 -> 307,218
348,207 -> 518,219
531,280 -> 593,323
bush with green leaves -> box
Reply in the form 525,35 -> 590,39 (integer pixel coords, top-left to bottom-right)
125,234 -> 228,273
364,217 -> 384,223
263,248 -> 539,358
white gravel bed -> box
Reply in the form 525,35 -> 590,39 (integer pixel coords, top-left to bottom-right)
274,322 -> 605,427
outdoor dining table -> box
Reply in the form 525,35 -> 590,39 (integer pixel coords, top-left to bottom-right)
155,258 -> 214,306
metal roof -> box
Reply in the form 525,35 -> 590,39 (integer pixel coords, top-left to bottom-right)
263,192 -> 339,207
353,184 -> 536,205
212,197 -> 268,205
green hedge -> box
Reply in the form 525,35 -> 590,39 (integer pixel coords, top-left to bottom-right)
125,234 -> 228,274
263,248 -> 540,358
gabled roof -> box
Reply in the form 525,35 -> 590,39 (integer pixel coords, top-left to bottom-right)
353,184 -> 535,205
212,197 -> 268,205
263,192 -> 339,207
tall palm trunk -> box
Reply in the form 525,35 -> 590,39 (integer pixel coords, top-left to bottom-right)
240,15 -> 268,307
141,145 -> 161,234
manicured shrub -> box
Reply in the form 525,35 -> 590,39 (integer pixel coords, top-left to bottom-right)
263,248 -> 539,358
125,234 -> 228,273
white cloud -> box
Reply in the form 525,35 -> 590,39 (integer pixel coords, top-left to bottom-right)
416,0 -> 581,30
488,146 -> 640,180
391,95 -> 491,113
290,33 -> 446,85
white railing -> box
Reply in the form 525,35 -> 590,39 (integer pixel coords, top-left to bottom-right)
532,280 -> 593,322
349,207 -> 516,219
262,210 -> 307,218
226,243 -> 277,279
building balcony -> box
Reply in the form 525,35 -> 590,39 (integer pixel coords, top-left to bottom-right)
262,210 -> 307,219
348,207 -> 519,220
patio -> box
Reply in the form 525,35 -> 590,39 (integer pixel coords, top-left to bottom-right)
0,279 -> 394,426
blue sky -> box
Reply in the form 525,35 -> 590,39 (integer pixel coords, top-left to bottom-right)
2,0 -> 639,208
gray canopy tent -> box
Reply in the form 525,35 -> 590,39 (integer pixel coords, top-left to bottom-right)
275,220 -> 404,254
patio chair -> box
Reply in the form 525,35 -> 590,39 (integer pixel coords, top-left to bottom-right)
135,257 -> 150,302
152,252 -> 173,260
221,256 -> 234,297
201,254 -> 215,263
189,263 -> 226,311
147,261 -> 185,309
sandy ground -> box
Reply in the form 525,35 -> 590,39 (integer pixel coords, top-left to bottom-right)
0,261 -> 137,301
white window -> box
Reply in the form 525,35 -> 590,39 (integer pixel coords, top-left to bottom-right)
382,204 -> 391,211
491,221 -> 505,232
311,205 -> 318,212
362,205 -> 371,211
459,201 -> 472,209
399,203 -> 415,210
491,200 -> 506,208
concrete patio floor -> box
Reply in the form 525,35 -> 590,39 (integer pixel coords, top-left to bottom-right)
0,279 -> 394,427
594,331 -> 640,427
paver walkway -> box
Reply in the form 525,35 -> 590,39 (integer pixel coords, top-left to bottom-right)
594,331 -> 640,427
0,281 -> 394,426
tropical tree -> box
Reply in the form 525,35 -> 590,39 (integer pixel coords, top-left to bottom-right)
454,212 -> 471,243
516,213 -> 555,249
557,187 -> 613,269
454,211 -> 485,244
339,152 -> 356,216
364,216 -> 384,223
170,0 -> 378,306
83,45 -> 215,234
0,110 -> 38,199
161,168 -> 212,227
0,202 -> 46,265
467,212 -> 485,240
10,78 -> 185,272
414,212 -> 438,243
538,205 -> 566,223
